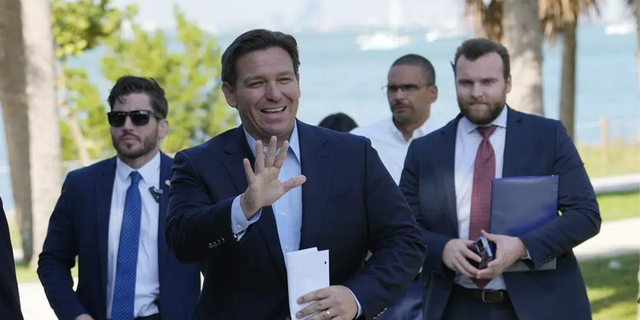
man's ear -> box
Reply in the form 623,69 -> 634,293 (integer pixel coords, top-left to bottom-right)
222,82 -> 237,108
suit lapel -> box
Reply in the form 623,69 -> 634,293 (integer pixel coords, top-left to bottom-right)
502,107 -> 525,178
157,153 -> 171,284
95,157 -> 116,296
221,126 -> 287,278
298,121 -> 331,250
437,116 -> 462,232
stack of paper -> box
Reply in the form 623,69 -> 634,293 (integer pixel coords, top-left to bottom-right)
286,247 -> 330,320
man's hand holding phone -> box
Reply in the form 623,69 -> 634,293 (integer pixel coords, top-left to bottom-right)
442,239 -> 482,278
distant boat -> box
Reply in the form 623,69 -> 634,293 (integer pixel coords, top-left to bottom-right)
355,0 -> 411,51
604,21 -> 636,35
356,31 -> 412,51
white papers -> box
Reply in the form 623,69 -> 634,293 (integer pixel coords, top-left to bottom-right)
286,247 -> 330,320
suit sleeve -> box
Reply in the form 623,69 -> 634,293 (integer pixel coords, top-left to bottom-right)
37,173 -> 88,320
518,121 -> 601,269
344,138 -> 427,319
399,141 -> 454,277
0,198 -> 24,320
166,150 -> 239,263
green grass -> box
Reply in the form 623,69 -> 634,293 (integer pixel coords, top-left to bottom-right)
579,142 -> 640,178
597,192 -> 640,221
581,253 -> 639,320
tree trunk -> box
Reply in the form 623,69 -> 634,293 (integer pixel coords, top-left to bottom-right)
501,0 -> 545,116
558,20 -> 577,140
0,0 -> 34,264
21,0 -> 62,268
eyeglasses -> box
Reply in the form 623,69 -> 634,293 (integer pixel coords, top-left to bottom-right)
107,110 -> 158,127
382,83 -> 433,94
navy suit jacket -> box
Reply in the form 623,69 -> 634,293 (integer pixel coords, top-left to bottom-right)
37,153 -> 201,320
166,120 -> 426,320
0,197 -> 24,320
400,108 -> 601,320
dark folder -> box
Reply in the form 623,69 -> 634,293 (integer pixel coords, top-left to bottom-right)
490,175 -> 559,272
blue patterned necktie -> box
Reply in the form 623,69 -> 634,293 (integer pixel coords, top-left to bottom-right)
111,171 -> 142,320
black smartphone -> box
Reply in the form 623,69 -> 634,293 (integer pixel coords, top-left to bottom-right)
469,236 -> 495,270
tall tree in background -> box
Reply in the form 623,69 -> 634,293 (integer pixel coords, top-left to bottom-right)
99,5 -> 236,154
540,0 -> 598,140
464,0 -> 545,116
0,0 -> 61,267
0,0 -> 33,263
22,0 -> 61,268
51,0 -> 133,165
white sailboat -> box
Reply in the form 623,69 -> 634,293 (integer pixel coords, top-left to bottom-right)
355,0 -> 412,51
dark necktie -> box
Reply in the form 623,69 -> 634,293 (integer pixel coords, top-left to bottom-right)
111,171 -> 142,320
468,125 -> 497,289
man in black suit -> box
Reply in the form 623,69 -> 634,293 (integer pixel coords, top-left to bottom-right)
400,38 -> 600,320
0,196 -> 24,320
165,29 -> 426,320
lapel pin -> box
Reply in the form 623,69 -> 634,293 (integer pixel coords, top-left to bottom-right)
165,179 -> 171,187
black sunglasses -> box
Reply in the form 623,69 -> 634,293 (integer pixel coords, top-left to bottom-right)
107,110 -> 158,127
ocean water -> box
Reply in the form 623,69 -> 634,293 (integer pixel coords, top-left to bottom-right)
0,23 -> 638,210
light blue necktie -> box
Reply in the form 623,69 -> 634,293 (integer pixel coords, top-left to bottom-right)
111,171 -> 142,320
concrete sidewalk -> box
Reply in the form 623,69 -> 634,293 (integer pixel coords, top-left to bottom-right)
16,217 -> 640,320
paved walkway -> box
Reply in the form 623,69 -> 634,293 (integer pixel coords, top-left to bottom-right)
15,217 -> 640,320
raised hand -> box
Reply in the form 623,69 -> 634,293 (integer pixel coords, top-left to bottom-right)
240,136 -> 307,219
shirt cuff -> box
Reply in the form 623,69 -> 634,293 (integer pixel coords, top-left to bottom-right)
522,249 -> 531,260
347,287 -> 362,318
231,194 -> 261,241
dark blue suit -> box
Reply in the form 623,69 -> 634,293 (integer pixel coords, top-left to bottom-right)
38,153 -> 201,320
0,197 -> 24,320
400,108 -> 600,320
166,120 -> 426,320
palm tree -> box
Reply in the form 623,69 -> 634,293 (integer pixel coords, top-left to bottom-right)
0,0 -> 61,267
539,0 -> 598,140
0,0 -> 34,263
21,0 -> 62,268
464,0 -> 546,117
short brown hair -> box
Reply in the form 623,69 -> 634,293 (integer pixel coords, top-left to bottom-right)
107,76 -> 168,119
454,38 -> 510,80
221,29 -> 300,86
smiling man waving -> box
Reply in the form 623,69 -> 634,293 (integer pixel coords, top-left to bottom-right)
165,29 -> 426,320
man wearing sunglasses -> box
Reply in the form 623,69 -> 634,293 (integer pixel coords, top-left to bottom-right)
38,76 -> 201,320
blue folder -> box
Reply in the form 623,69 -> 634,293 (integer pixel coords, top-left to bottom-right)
490,175 -> 559,272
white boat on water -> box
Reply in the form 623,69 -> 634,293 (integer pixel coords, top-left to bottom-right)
355,0 -> 411,51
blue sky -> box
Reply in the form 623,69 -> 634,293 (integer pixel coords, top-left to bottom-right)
109,0 -> 630,35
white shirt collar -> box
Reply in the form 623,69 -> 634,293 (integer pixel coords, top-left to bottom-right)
387,116 -> 434,142
115,151 -> 161,184
459,105 -> 508,135
243,122 -> 301,162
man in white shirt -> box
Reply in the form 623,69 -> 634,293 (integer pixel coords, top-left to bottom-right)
351,54 -> 438,185
38,76 -> 201,320
351,54 -> 438,320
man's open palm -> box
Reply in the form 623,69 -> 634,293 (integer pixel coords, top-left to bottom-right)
240,136 -> 307,218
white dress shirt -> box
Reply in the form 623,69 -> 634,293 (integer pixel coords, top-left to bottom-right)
350,116 -> 436,185
229,123 -> 363,319
107,152 -> 161,318
454,107 -> 508,290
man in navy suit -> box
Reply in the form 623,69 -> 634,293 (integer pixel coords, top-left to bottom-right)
400,38 -> 600,320
0,197 -> 24,320
165,29 -> 426,320
38,76 -> 201,320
